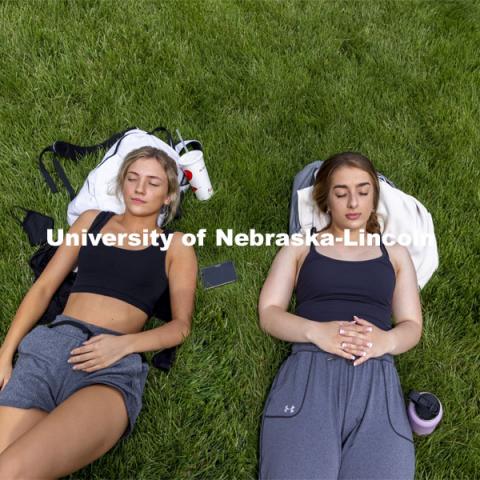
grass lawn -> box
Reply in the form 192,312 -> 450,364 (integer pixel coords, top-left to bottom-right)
0,0 -> 479,478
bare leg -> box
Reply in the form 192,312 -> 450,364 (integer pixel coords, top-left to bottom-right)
0,384 -> 129,479
0,406 -> 48,454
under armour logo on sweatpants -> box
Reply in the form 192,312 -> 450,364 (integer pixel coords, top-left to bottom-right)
284,405 -> 296,413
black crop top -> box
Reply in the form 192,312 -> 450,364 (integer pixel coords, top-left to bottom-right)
70,211 -> 170,317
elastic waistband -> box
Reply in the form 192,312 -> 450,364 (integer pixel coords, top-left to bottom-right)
291,342 -> 395,365
47,314 -> 124,340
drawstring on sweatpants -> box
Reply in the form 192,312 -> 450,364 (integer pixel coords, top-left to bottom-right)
48,320 -> 94,340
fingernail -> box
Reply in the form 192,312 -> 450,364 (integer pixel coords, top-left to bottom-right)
351,355 -> 355,360
72,366 -> 77,370
362,352 -> 366,356
339,329 -> 345,334
341,342 -> 346,348
368,327 -> 373,332
367,342 -> 373,348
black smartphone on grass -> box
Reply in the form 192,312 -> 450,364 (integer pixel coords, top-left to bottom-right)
200,261 -> 237,289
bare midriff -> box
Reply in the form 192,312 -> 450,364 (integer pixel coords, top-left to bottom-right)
62,292 -> 149,334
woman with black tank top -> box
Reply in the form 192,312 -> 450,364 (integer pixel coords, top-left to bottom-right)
0,147 -> 197,478
258,152 -> 422,479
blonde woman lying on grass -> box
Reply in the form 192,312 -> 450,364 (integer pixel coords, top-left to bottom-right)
0,146 -> 197,478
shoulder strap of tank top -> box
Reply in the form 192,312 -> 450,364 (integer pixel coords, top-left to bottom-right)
379,233 -> 389,259
309,227 -> 317,252
146,227 -> 174,253
87,211 -> 115,234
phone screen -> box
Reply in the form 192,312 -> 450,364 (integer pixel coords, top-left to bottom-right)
200,261 -> 237,289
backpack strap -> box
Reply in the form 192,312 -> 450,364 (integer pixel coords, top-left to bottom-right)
38,127 -> 136,199
39,126 -> 180,200
52,127 -> 135,160
148,126 -> 175,148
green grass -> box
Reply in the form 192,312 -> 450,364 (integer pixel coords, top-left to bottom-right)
0,0 -> 479,478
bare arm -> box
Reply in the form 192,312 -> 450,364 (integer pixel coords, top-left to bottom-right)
124,232 -> 197,354
0,210 -> 100,361
386,245 -> 423,355
259,243 -> 326,343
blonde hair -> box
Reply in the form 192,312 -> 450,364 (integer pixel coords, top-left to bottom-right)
312,152 -> 382,234
114,146 -> 180,225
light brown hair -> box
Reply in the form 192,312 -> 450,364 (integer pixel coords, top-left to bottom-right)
312,152 -> 381,234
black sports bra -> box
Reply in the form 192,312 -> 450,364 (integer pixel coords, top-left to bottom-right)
70,211 -> 170,317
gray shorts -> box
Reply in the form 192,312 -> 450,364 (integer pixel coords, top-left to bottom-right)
259,343 -> 415,480
0,314 -> 149,441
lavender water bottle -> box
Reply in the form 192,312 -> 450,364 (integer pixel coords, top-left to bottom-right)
407,390 -> 443,436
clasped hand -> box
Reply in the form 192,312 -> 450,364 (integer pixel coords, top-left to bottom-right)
68,334 -> 130,372
339,316 -> 392,366
309,315 -> 392,366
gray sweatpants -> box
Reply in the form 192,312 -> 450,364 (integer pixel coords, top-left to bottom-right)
259,343 -> 415,480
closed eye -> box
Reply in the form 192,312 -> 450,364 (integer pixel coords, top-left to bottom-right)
127,177 -> 160,186
336,192 -> 369,198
